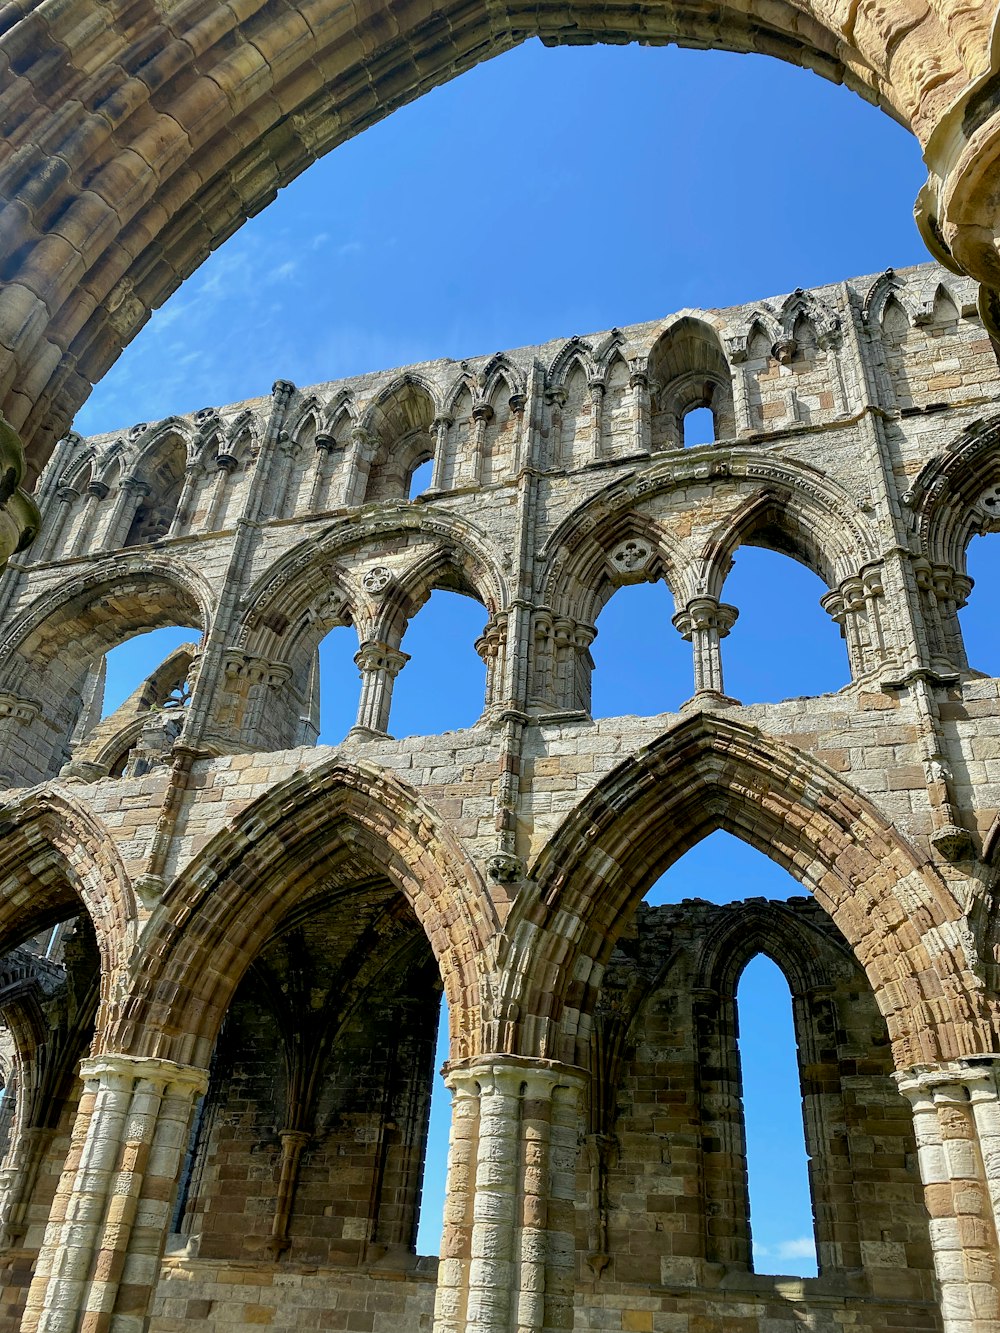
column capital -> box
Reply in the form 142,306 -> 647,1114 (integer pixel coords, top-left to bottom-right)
80,1053 -> 209,1097
672,596 -> 739,639
355,640 -> 409,677
443,1054 -> 588,1099
895,1055 -> 1000,1100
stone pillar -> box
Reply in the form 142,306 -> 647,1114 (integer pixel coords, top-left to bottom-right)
432,1058 -> 585,1333
166,465 -> 199,538
68,481 -> 110,556
896,1058 -> 1000,1333
728,350 -> 754,435
351,640 -> 409,737
470,404 -> 494,485
475,612 -> 509,715
21,1053 -> 208,1333
672,596 -> 739,702
103,477 -> 149,552
33,485 -> 79,563
428,417 -> 452,492
588,379 -> 604,462
203,451 -> 239,532
343,427 -> 376,507
629,370 -> 650,454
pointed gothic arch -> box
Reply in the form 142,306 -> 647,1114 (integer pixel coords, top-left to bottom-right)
106,758 -> 499,1068
503,711 -> 993,1069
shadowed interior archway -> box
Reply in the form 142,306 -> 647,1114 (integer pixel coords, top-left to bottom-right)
0,789 -> 135,1034
105,758 -> 500,1068
500,711 -> 995,1069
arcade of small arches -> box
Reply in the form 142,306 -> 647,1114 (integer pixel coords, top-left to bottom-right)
0,266 -> 999,1333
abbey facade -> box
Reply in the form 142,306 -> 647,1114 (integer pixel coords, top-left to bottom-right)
0,262 -> 997,1333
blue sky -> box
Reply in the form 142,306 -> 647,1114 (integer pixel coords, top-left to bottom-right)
89,40 -> 998,1276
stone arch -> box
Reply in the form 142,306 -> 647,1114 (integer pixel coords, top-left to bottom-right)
0,554 -> 210,784
692,897 -> 845,998
540,499 -> 683,628
359,375 -> 439,504
0,0 -> 992,497
646,315 -> 735,448
107,759 -> 499,1069
480,352 -> 527,403
696,473 -> 877,600
372,541 -> 493,648
0,789 -> 135,1014
908,412 -> 1000,573
504,711 -> 993,1069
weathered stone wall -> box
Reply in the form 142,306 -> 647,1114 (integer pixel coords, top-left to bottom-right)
0,262 -> 999,1333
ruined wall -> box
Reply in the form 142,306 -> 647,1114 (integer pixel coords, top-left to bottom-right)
0,263 -> 998,1333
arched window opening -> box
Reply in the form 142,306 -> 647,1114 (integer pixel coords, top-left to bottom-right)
737,954 -> 817,1277
591,581 -> 690,719
123,437 -> 188,546
649,318 -> 734,452
363,382 -> 436,505
644,829 -> 809,909
682,405 -> 715,447
959,533 -> 1000,676
415,993 -> 450,1256
408,457 -> 434,499
316,624 -> 361,745
101,626 -> 199,718
390,590 -> 487,736
721,546 -> 848,704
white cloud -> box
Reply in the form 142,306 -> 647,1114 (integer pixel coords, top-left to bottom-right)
775,1238 -> 817,1259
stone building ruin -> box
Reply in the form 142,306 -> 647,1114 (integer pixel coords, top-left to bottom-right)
0,261 -> 996,1333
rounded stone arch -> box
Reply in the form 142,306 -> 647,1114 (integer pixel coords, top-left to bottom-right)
907,412 -> 1000,573
359,374 -> 440,504
504,711 -> 993,1070
237,505 -> 508,655
107,758 -> 500,1069
644,313 -> 736,446
541,507 -> 683,633
371,542 -> 495,649
696,470 -> 878,600
0,789 -> 136,1024
0,553 -> 212,676
0,554 -> 211,784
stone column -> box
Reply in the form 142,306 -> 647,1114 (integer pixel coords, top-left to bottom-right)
896,1058 -> 1000,1333
588,379 -> 604,462
470,404 -> 494,485
428,417 -> 452,493
21,1053 -> 208,1333
629,370 -> 650,454
32,485 -> 79,562
351,640 -> 409,737
728,350 -> 754,435
203,451 -> 238,532
432,1058 -> 585,1333
475,613 -> 509,716
68,481 -> 110,556
672,596 -> 739,702
102,477 -> 149,552
166,465 -> 199,538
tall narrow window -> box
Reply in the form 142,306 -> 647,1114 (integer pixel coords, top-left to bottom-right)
960,534 -> 1000,676
408,457 -> 434,499
316,624 -> 360,744
682,405 -> 715,447
591,581 -> 690,718
415,994 -> 449,1256
737,954 -> 817,1277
